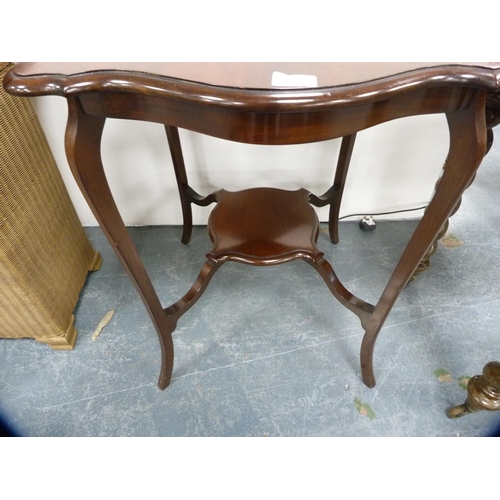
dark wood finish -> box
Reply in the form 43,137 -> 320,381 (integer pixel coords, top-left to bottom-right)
7,62 -> 500,98
208,188 -> 322,265
309,133 -> 357,244
164,125 -> 216,244
485,91 -> 500,149
4,63 -> 499,390
63,96 -> 175,389
411,91 -> 500,282
180,187 -> 375,342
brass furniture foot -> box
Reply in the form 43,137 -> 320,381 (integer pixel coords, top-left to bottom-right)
448,361 -> 500,418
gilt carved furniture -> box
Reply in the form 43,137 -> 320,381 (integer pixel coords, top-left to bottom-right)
4,62 -> 500,389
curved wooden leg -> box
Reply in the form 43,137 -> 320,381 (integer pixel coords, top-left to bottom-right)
165,125 -> 218,244
165,125 -> 193,244
65,97 -> 175,389
329,133 -> 356,244
411,90 -> 500,282
306,257 -> 374,327
410,175 -> 470,283
309,133 -> 357,244
360,94 -> 487,388
448,361 -> 500,418
164,260 -> 223,324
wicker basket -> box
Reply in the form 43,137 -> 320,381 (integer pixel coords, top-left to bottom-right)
0,62 -> 102,349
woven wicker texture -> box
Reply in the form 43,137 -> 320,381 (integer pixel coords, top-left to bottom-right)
0,63 -> 100,340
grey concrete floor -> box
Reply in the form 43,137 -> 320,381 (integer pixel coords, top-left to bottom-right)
2,132 -> 500,437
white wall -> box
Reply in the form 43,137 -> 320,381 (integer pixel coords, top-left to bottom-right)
32,96 -> 450,226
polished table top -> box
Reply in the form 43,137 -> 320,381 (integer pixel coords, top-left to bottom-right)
7,62 -> 500,91
6,62 -> 500,147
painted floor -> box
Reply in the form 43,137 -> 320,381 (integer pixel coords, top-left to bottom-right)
2,133 -> 500,437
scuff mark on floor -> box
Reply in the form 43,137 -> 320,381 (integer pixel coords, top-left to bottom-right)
440,233 -> 462,249
434,369 -> 453,383
458,376 -> 470,390
354,398 -> 375,419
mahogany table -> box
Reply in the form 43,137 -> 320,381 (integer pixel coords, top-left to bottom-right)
5,62 -> 500,391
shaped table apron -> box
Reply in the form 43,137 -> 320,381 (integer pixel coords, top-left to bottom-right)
76,86 -> 475,145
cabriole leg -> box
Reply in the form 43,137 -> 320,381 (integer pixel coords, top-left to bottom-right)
360,93 -> 487,387
65,97 -> 175,389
